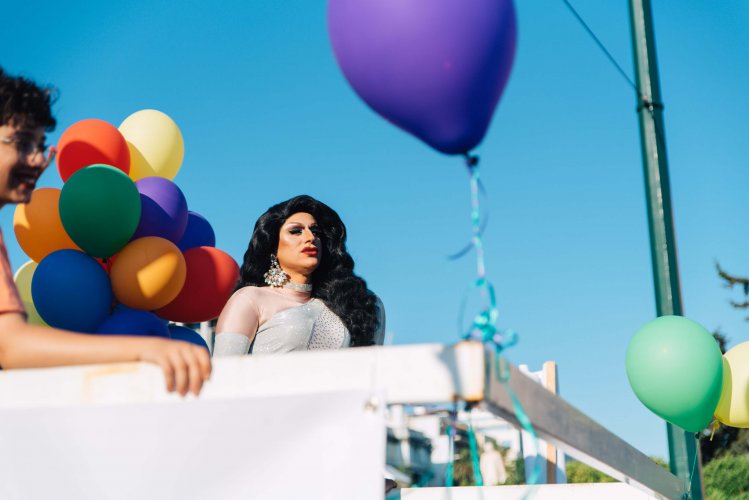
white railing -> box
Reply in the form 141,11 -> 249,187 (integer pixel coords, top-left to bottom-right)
0,342 -> 682,499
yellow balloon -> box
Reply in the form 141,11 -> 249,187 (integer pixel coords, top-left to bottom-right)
13,260 -> 48,326
110,237 -> 186,310
118,109 -> 184,181
715,341 -> 749,427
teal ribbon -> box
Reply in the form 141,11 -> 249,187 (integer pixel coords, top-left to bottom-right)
467,419 -> 484,486
448,178 -> 489,260
495,351 -> 542,494
413,469 -> 434,488
457,157 -> 500,344
451,154 -> 542,496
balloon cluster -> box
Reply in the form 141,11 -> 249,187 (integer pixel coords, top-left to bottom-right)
626,316 -> 749,431
12,110 -> 239,349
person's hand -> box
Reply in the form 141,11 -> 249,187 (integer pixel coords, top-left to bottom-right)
137,337 -> 212,396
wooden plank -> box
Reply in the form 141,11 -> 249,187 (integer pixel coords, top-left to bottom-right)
484,355 -> 683,499
543,361 -> 558,484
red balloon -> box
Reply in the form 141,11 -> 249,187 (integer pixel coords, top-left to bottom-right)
56,119 -> 130,182
96,254 -> 118,274
155,247 -> 239,323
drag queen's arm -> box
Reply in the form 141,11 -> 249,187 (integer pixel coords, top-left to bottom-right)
213,291 -> 260,356
372,296 -> 386,346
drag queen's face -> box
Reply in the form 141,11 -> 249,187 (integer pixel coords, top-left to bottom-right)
276,212 -> 321,282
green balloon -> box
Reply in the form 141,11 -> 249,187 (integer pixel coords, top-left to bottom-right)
59,165 -> 141,259
626,315 -> 723,432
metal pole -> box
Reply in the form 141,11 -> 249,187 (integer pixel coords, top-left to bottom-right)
628,0 -> 703,497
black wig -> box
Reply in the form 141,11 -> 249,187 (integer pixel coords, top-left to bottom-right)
237,195 -> 379,346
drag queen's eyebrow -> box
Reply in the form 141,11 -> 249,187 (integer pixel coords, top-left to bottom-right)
284,222 -> 319,229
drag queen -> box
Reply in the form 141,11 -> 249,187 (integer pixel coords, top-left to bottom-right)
213,195 -> 384,355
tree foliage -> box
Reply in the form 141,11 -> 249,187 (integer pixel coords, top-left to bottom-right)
698,329 -> 749,465
504,457 -> 526,485
704,455 -> 749,499
565,461 -> 616,483
717,262 -> 749,317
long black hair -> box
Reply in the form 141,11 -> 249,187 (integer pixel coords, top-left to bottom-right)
237,195 -> 379,346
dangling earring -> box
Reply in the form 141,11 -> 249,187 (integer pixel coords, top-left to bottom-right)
264,254 -> 288,287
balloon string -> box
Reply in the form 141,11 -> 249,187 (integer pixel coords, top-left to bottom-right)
496,350 -> 542,496
448,210 -> 489,260
682,434 -> 700,500
448,158 -> 489,260
467,155 -> 485,279
467,415 -> 484,486
457,155 -> 499,343
455,153 -> 541,496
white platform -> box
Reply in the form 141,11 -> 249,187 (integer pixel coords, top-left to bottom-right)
0,343 -> 680,499
397,483 -> 657,499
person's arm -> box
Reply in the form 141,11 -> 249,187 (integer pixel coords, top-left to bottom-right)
0,312 -> 211,396
372,295 -> 386,346
213,290 -> 260,356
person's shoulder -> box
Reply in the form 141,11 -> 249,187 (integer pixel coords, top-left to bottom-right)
231,285 -> 271,301
369,292 -> 386,345
369,291 -> 384,312
221,286 -> 267,318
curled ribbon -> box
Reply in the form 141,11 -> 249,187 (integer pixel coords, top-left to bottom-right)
448,154 -> 541,496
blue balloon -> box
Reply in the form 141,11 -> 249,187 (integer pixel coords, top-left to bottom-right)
32,250 -> 113,333
97,306 -> 170,337
177,211 -> 216,252
168,325 -> 209,351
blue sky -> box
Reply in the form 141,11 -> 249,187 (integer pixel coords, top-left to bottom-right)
3,1 -> 749,459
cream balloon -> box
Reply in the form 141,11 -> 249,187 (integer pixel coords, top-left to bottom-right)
715,341 -> 749,428
119,109 -> 184,180
13,260 -> 48,326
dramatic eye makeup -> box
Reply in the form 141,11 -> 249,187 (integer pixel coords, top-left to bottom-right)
285,223 -> 320,236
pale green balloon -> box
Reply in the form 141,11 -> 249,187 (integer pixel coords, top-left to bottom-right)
626,315 -> 723,432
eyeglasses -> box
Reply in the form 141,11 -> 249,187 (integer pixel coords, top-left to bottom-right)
0,135 -> 54,165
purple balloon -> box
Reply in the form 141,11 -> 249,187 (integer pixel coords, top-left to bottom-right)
132,177 -> 188,244
177,211 -> 216,252
328,0 -> 517,155
97,306 -> 170,337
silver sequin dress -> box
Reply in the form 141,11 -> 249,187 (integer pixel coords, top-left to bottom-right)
249,298 -> 350,354
213,286 -> 385,356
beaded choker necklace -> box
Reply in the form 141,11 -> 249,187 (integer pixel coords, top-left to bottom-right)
283,281 -> 313,293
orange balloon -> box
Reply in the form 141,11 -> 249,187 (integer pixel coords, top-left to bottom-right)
110,237 -> 186,310
13,188 -> 80,262
56,119 -> 130,182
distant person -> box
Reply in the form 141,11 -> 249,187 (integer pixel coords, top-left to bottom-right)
0,66 -> 210,395
214,195 -> 384,355
480,440 -> 508,485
